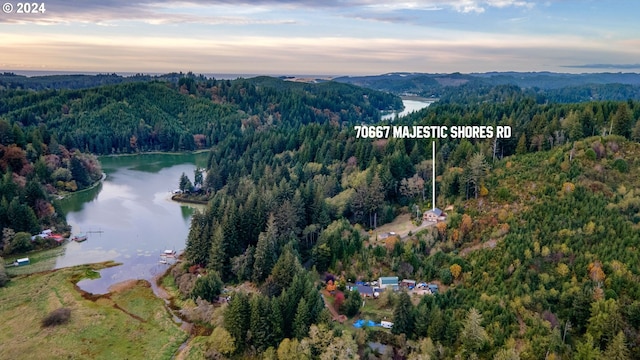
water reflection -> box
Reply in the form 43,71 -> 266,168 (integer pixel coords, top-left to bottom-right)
56,152 -> 208,294
181,206 -> 195,222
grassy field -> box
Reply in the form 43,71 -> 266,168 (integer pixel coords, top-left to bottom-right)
4,246 -> 67,276
0,263 -> 188,360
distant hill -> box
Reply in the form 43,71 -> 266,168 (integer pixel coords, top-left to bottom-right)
0,71 -> 213,91
334,71 -> 640,102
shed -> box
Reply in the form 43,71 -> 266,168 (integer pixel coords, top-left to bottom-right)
427,284 -> 439,294
378,276 -> 399,290
401,279 -> 416,289
16,258 -> 30,266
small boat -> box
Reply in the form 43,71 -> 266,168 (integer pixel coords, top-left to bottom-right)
72,233 -> 88,242
162,249 -> 176,258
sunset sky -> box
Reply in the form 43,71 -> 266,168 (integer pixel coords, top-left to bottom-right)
1,0 -> 639,76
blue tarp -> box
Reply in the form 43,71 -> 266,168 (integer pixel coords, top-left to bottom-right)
353,319 -> 379,328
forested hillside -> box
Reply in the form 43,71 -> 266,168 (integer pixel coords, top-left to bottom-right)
0,75 -> 400,285
0,76 -> 401,154
175,82 -> 640,358
0,117 -> 102,263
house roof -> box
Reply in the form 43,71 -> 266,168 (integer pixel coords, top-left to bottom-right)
356,285 -> 374,295
426,208 -> 443,216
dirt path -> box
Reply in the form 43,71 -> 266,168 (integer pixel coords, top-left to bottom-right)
368,213 -> 434,244
321,290 -> 345,323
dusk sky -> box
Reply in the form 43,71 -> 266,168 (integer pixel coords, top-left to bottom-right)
1,0 -> 639,76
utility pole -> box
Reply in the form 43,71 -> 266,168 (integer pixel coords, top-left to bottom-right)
432,141 -> 436,210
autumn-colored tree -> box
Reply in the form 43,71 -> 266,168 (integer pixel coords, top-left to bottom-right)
436,222 -> 447,239
603,331 -> 629,360
450,264 -> 462,280
207,327 -> 236,357
320,332 -> 358,360
385,235 -> 399,252
333,292 -> 345,314
562,182 -> 575,193
1,144 -> 27,173
451,229 -> 460,244
277,338 -> 311,360
588,261 -> 605,285
460,214 -> 473,238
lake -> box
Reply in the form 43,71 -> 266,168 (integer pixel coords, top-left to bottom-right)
381,98 -> 435,121
56,152 -> 209,294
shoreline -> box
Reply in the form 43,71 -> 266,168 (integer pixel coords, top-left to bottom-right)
99,149 -> 210,158
55,172 -> 107,200
399,95 -> 438,102
170,194 -> 209,205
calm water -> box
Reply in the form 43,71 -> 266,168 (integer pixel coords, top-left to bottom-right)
381,99 -> 434,121
57,153 -> 208,294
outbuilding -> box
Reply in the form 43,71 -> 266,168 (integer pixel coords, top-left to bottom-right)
378,276 -> 399,291
15,258 -> 30,266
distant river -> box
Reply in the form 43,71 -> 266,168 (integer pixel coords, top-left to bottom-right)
56,153 -> 209,294
381,98 -> 435,121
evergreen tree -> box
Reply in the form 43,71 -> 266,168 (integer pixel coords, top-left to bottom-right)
179,172 -> 193,193
611,103 -> 632,138
344,290 -> 362,317
194,168 -> 203,188
427,307 -> 446,342
573,334 -> 601,360
253,216 -> 278,283
224,292 -> 250,350
515,133 -> 527,155
208,225 -> 228,279
231,245 -> 254,282
269,297 -> 284,348
190,271 -> 222,302
267,246 -> 302,297
293,298 -> 310,339
70,155 -> 90,188
463,152 -> 489,199
392,292 -> 414,338
413,302 -> 431,337
461,308 -> 489,354
184,211 -> 211,266
250,294 -> 271,352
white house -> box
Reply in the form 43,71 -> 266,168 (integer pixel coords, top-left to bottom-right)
423,208 -> 446,223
